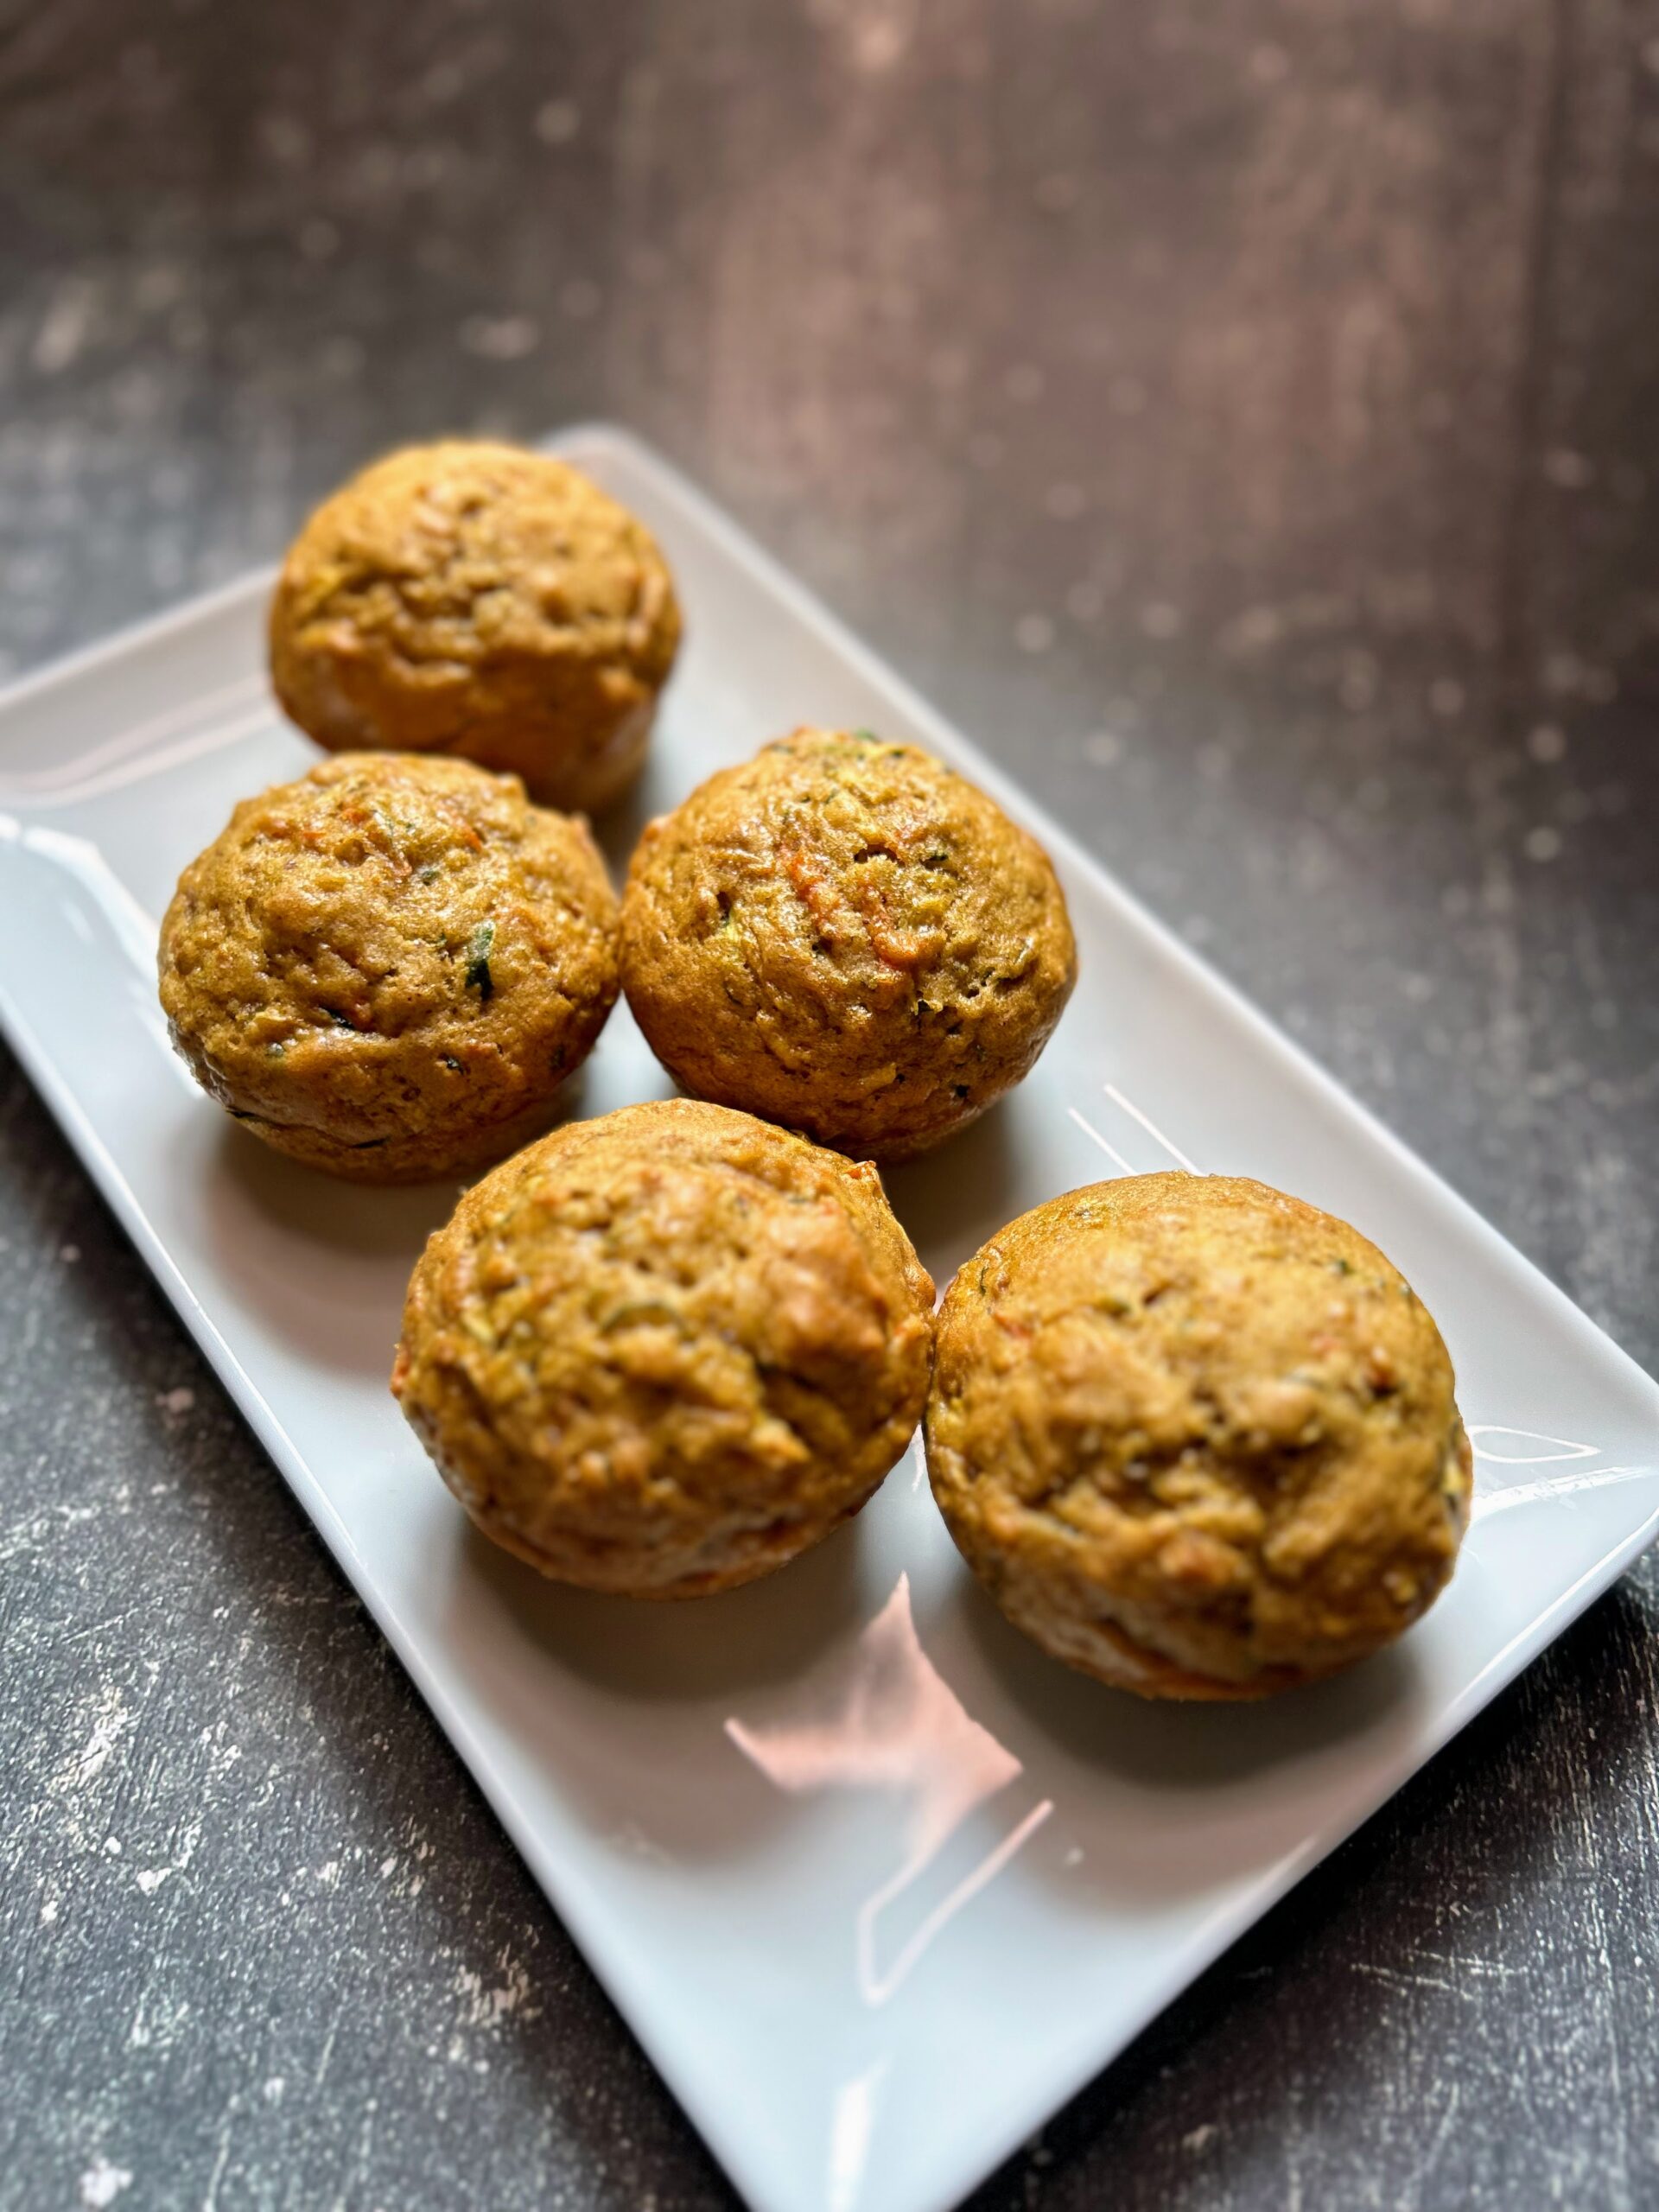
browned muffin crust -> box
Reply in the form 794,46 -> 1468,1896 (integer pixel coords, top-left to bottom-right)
158,752 -> 620,1183
619,728 -> 1077,1160
925,1173 -> 1471,1698
269,440 -> 682,813
392,1099 -> 935,1595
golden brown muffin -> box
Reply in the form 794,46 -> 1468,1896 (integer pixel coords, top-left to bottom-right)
392,1098 -> 935,1596
269,440 -> 681,813
925,1173 -> 1471,1698
158,753 -> 620,1183
619,728 -> 1077,1161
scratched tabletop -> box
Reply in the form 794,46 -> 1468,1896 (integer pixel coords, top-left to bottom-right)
3,4 -> 1658,2209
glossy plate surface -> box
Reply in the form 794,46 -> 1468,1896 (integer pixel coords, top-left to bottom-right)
1,426 -> 1655,2212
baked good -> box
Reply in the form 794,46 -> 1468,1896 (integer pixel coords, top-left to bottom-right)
158,752 -> 620,1183
269,439 -> 681,812
925,1173 -> 1471,1697
391,1098 -> 934,1595
619,728 -> 1077,1160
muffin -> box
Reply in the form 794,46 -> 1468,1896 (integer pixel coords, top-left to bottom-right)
620,728 -> 1077,1160
925,1173 -> 1471,1698
158,752 -> 620,1183
269,440 -> 681,813
391,1098 -> 935,1596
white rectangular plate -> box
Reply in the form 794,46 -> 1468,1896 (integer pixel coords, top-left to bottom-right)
2,426 -> 1656,2212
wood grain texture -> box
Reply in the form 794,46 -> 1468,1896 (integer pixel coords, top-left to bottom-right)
2,2 -> 1656,2207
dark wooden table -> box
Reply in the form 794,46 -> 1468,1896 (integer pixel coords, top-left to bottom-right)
3,4 -> 1656,2207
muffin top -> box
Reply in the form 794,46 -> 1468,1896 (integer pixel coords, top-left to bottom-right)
926,1173 -> 1471,1696
620,728 -> 1077,1160
269,440 -> 681,810
158,752 -> 619,1166
392,1098 -> 935,1595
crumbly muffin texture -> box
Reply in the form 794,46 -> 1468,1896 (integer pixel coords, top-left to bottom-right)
926,1173 -> 1471,1698
392,1099 -> 935,1596
158,752 -> 620,1183
620,728 -> 1077,1160
270,440 -> 682,813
